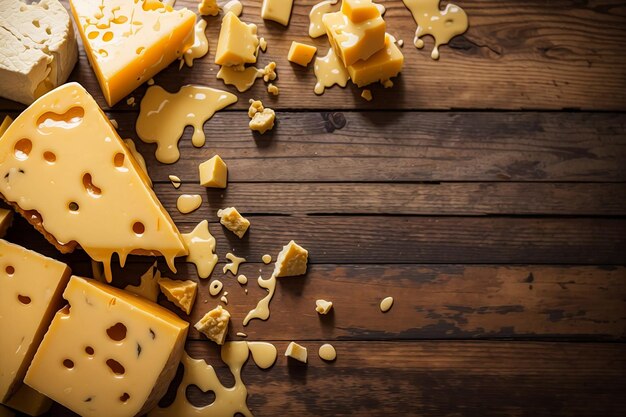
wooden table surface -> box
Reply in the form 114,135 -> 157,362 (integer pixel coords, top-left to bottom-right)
2,0 -> 626,416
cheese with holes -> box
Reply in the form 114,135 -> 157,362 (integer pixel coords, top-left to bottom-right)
215,12 -> 259,66
261,0 -> 294,26
288,42 -> 318,67
0,209 -> 12,238
347,34 -> 404,87
322,0 -> 385,66
0,83 -> 188,282
194,305 -> 230,345
158,277 -> 197,315
70,0 -> 195,106
284,341 -> 307,363
0,239 -> 71,403
0,0 -> 77,105
4,384 -> 52,417
217,207 -> 250,238
274,240 -> 309,277
199,155 -> 227,188
24,276 -> 189,417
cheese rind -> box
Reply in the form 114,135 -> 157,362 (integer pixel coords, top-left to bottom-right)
158,277 -> 198,315
284,342 -> 307,363
70,0 -> 196,106
288,42 -> 318,67
194,305 -> 231,345
215,12 -> 259,66
347,34 -> 404,87
261,0 -> 294,26
199,156 -> 228,188
274,240 -> 309,277
217,207 -> 250,238
24,276 -> 189,417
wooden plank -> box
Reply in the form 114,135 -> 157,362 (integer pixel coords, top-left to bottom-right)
45,341 -> 626,416
2,1 -> 624,111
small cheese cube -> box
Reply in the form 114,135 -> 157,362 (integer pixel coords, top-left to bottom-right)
315,299 -> 333,315
341,0 -> 379,23
24,276 -> 189,417
4,384 -> 52,417
158,277 -> 198,315
194,305 -> 231,345
199,155 -> 228,188
284,342 -> 307,363
218,207 -> 250,238
215,12 -> 259,67
261,0 -> 294,26
288,42 -> 318,67
347,34 -> 404,87
274,240 -> 309,277
0,209 -> 12,238
0,240 -> 71,403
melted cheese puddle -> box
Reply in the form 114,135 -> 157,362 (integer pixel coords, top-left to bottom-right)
402,0 -> 468,59
243,275 -> 276,326
318,343 -> 337,361
136,85 -> 237,164
209,279 -> 223,296
177,194 -> 202,214
217,66 -> 263,92
309,0 -> 339,38
314,47 -> 349,95
182,220 -> 218,279
223,253 -> 246,275
183,19 -> 209,67
380,296 -> 394,312
248,342 -> 277,369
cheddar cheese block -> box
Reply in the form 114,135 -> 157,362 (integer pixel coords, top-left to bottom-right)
0,83 -> 188,281
346,34 -> 404,87
25,276 -> 189,417
70,0 -> 196,106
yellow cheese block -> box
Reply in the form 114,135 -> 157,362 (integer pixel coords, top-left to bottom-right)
0,209 -> 12,238
25,276 -> 189,417
70,0 -> 195,106
0,239 -> 71,403
261,0 -> 294,26
215,12 -> 259,67
341,0 -> 379,23
0,83 -> 188,281
347,34 -> 404,87
199,155 -> 227,188
322,7 -> 385,66
287,42 -> 318,67
4,384 -> 52,417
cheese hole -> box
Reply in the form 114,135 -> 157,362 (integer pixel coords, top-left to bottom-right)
43,151 -> 56,163
63,359 -> 74,369
32,19 -> 40,28
45,27 -> 51,35
85,346 -> 95,355
106,359 -> 125,375
136,47 -> 145,55
59,305 -> 71,315
18,295 -> 31,304
102,31 -> 114,42
106,322 -> 127,341
38,107 -> 84,130
113,153 -> 126,169
132,222 -> 145,236
82,173 -> 102,197
98,49 -> 109,57
14,139 -> 32,160
186,385 -> 216,407
88,31 -> 99,39
120,393 -> 130,402
114,15 -> 128,24
68,202 -> 79,212
5,266 -> 15,275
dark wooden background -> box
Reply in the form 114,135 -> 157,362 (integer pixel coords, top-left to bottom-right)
1,0 -> 625,416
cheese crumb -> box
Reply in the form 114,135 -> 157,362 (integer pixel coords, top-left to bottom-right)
382,79 -> 393,89
274,240 -> 308,277
285,341 -> 307,363
248,99 -> 264,117
248,99 -> 275,134
110,119 -> 119,129
263,61 -> 277,82
126,97 -> 136,106
361,89 -> 373,101
220,295 -> 228,305
194,305 -> 230,344
198,0 -> 219,16
315,299 -> 333,315
267,83 -> 279,95
217,207 -> 250,238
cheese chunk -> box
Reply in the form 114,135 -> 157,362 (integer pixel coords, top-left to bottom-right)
194,305 -> 230,345
198,0 -> 219,16
0,240 -> 71,403
158,277 -> 198,315
315,299 -> 333,315
217,207 -> 250,238
24,276 -> 189,417
341,0 -> 379,23
215,12 -> 259,67
4,385 -> 52,417
274,240 -> 309,277
322,7 -> 385,66
288,42 -> 318,67
0,83 -> 188,281
261,0 -> 294,26
70,0 -> 195,106
0,0 -> 77,105
284,342 -> 307,363
199,155 -> 228,188
249,109 -> 276,134
0,209 -> 12,238
347,34 -> 404,87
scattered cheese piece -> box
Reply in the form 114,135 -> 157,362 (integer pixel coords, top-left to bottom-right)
0,209 -> 12,238
315,299 -> 333,314
382,79 -> 394,88
182,220 -> 219,279
217,207 -> 250,238
261,0 -> 294,26
361,89 -> 373,101
237,274 -> 248,285
259,37 -> 268,53
220,295 -> 229,304
158,277 -> 198,315
198,0 -> 219,16
126,97 -> 136,107
24,276 -> 189,417
318,343 -> 337,361
223,253 -> 247,275
313,47 -> 350,95
169,175 -> 182,189
199,155 -> 228,188
110,119 -> 119,129
380,296 -> 394,312
263,61 -> 277,82
176,194 -> 203,214
236,332 -> 247,337
124,262 -> 160,302
284,342 -> 307,363
288,42 -> 318,67
262,254 -> 272,264
147,78 -> 155,85
209,280 -> 223,296
223,0 -> 243,16
215,12 -> 259,67
194,305 -> 230,345
248,99 -> 265,117
248,98 -> 275,134
274,240 -> 309,277
267,83 -> 280,95
4,384 -> 52,416
397,39 -> 404,47
309,0 -> 340,38
347,34 -> 404,87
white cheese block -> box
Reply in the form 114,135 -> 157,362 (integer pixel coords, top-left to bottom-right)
0,0 -> 77,104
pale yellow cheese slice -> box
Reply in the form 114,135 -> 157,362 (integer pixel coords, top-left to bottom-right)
0,83 -> 188,281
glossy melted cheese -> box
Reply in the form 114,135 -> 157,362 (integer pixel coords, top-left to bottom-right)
0,83 -> 188,281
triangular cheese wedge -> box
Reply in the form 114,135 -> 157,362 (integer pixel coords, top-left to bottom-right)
70,0 -> 196,106
0,83 -> 187,281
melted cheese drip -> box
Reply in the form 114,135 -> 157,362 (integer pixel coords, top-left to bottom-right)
243,275 -> 276,326
209,280 -> 223,296
248,342 -> 277,369
217,66 -> 263,92
237,274 -> 248,285
223,253 -> 246,275
318,343 -> 337,361
309,0 -> 339,38
262,254 -> 272,264
314,47 -> 349,95
169,174 -> 182,188
183,19 -> 209,67
380,296 -> 394,312
222,0 -> 243,16
402,0 -> 469,59
176,194 -> 202,214
182,220 -> 218,279
136,85 -> 237,164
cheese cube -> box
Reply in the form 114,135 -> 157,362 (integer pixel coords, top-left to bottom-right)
284,342 -> 307,363
288,42 -> 318,67
70,0 -> 196,106
315,299 -> 333,315
4,384 -> 52,417
194,305 -> 230,345
217,207 -> 250,238
0,240 -> 71,403
158,277 -> 197,315
347,34 -> 404,87
199,156 -> 228,188
261,0 -> 294,26
341,0 -> 379,23
215,12 -> 259,67
322,9 -> 385,66
24,276 -> 188,417
273,240 -> 309,277
0,209 -> 12,238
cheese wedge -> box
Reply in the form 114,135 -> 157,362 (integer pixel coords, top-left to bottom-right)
0,83 -> 188,282
70,0 -> 196,106
24,276 -> 189,417
158,277 -> 197,315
